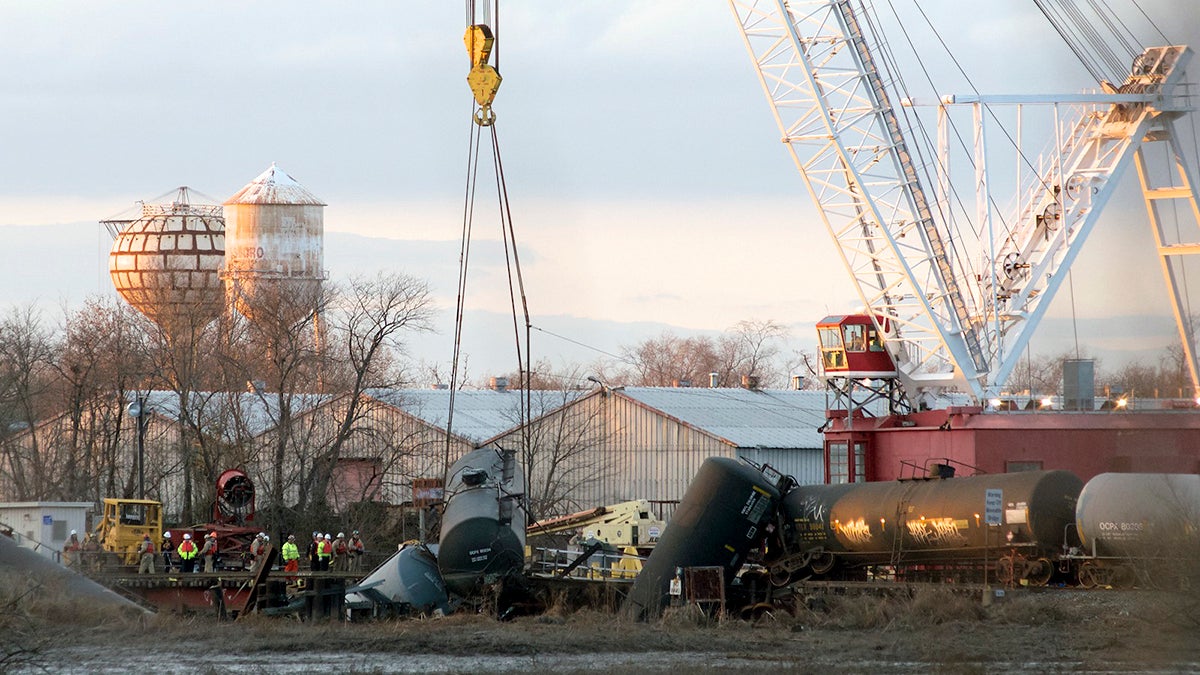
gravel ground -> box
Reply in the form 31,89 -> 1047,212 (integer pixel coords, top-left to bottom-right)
8,587 -> 1200,674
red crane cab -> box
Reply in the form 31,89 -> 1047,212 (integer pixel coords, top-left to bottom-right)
816,314 -> 897,378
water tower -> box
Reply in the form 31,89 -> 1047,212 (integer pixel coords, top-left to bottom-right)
106,188 -> 226,337
222,164 -> 326,325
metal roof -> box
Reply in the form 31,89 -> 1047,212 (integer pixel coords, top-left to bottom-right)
131,390 -> 332,440
224,163 -> 325,206
614,387 -> 833,449
366,389 -> 586,444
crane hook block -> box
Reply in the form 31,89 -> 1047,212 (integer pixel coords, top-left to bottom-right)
465,24 -> 495,68
464,24 -> 502,125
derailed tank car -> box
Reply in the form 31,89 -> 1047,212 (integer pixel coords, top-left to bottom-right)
437,446 -> 526,598
768,470 -> 1083,585
1073,472 -> 1200,588
624,457 -> 783,621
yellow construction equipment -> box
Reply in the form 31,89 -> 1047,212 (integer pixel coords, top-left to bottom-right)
94,498 -> 163,565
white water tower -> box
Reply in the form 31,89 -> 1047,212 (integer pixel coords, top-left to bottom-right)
222,164 -> 327,325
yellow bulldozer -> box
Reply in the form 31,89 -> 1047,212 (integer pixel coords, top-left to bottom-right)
94,498 -> 163,566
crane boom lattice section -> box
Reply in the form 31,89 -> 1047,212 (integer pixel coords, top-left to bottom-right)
729,0 -> 985,396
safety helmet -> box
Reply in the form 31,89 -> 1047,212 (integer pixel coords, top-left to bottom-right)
257,532 -> 266,539
324,533 -> 331,540
70,530 -> 77,535
352,530 -> 359,536
183,533 -> 192,540
164,531 -> 172,538
287,534 -> 295,541
263,535 -> 270,542
337,532 -> 344,539
312,531 -> 319,538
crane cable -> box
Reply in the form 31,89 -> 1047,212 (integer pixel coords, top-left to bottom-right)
445,2 -> 532,489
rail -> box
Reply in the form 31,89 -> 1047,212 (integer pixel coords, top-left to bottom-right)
528,546 -> 644,582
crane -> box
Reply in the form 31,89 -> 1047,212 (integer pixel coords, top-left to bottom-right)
727,1 -> 1199,405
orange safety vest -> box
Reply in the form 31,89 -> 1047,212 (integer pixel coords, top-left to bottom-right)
142,540 -> 155,554
178,540 -> 197,559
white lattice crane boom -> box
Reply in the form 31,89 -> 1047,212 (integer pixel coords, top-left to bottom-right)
728,0 -> 1200,402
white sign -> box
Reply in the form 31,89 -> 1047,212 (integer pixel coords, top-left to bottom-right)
985,489 -> 1003,525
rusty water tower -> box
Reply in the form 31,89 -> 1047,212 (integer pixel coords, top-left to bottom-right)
106,187 -> 226,337
222,164 -> 327,324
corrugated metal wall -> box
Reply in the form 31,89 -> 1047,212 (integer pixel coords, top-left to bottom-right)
492,392 -> 825,521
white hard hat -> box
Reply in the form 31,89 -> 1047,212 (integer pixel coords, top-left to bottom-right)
70,530 -> 77,535
337,532 -> 344,538
164,531 -> 172,538
183,533 -> 192,539
324,533 -> 331,540
263,535 -> 270,542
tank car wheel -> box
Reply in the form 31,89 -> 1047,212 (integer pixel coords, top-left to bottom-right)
1077,562 -> 1099,589
809,552 -> 836,576
996,557 -> 1015,585
769,566 -> 794,587
1025,558 -> 1053,587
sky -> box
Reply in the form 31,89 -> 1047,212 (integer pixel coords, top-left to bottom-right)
0,1 -> 1197,385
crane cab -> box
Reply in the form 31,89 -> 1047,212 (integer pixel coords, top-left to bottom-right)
816,314 -> 897,378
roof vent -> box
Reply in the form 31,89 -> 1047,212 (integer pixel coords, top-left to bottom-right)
489,377 -> 508,392
709,372 -> 719,388
741,374 -> 760,390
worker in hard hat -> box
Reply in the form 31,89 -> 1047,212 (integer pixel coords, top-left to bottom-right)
348,530 -> 365,573
137,534 -> 156,574
332,532 -> 348,572
317,533 -> 333,571
200,532 -> 218,573
248,532 -> 266,569
160,531 -> 175,573
281,534 -> 300,579
308,531 -> 321,571
177,533 -> 198,573
62,530 -> 81,569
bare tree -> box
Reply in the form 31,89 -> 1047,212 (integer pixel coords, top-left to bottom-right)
302,273 -> 435,514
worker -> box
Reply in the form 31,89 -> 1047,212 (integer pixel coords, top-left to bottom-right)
316,533 -> 333,571
308,531 -> 321,571
177,532 -> 198,573
348,530 -> 365,573
280,534 -> 300,579
81,532 -> 101,573
63,530 -> 81,568
160,531 -> 175,573
248,532 -> 266,567
200,532 -> 218,573
332,532 -> 347,571
137,534 -> 156,574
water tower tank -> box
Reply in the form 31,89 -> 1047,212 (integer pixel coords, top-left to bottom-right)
222,164 -> 326,323
108,193 -> 225,335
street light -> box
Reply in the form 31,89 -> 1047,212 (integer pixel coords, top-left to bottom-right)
127,397 -> 151,500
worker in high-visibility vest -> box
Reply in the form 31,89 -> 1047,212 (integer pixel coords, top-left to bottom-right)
177,533 -> 198,573
200,532 -> 218,573
348,531 -> 366,573
137,534 -> 156,574
317,533 -> 333,571
281,534 -> 300,577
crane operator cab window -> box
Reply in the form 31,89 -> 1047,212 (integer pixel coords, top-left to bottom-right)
819,326 -> 846,370
843,324 -> 867,352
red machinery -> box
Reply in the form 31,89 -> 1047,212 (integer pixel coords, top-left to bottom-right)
167,469 -> 262,570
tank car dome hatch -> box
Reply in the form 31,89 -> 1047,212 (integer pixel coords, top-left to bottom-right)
222,163 -> 327,324
107,189 -> 225,335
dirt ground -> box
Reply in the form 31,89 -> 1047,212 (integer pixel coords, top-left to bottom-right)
6,586 -> 1200,673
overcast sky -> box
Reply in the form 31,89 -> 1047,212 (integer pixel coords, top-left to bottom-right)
0,1 -> 1197,381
